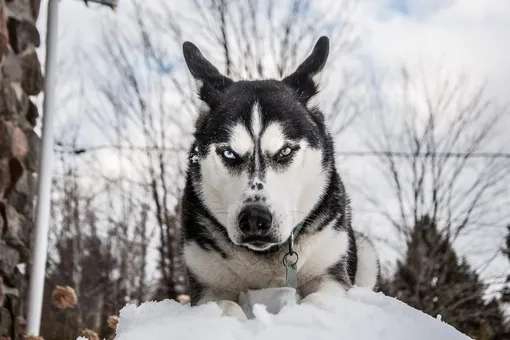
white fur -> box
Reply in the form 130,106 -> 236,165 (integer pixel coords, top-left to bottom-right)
260,123 -> 327,245
251,102 -> 263,139
199,113 -> 327,250
198,122 -> 253,246
184,219 -> 350,301
199,145 -> 249,242
194,290 -> 248,322
195,79 -> 204,90
311,71 -> 323,90
251,102 -> 263,174
299,280 -> 347,309
260,122 -> 286,154
216,300 -> 248,322
353,234 -> 379,289
229,124 -> 253,156
198,101 -> 210,115
306,70 -> 325,111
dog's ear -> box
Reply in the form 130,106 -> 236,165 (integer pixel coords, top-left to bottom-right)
283,36 -> 329,103
183,41 -> 233,109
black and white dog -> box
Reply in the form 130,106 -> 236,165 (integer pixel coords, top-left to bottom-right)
180,36 -> 379,321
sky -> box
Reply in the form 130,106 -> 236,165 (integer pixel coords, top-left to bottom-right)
39,0 -> 510,100
358,0 -> 510,102
35,0 -> 510,292
37,0 -> 510,141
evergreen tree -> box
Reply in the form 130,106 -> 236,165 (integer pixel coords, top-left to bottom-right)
382,216 -> 509,339
502,225 -> 510,304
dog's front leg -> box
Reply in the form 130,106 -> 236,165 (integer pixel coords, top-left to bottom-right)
196,290 -> 248,322
299,279 -> 348,309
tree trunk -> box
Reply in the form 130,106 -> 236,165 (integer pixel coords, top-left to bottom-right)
0,0 -> 42,339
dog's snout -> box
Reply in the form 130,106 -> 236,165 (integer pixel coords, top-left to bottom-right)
238,204 -> 272,236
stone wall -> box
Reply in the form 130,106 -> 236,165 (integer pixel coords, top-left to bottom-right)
0,0 -> 42,338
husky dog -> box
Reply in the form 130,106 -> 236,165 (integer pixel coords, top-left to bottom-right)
180,36 -> 379,321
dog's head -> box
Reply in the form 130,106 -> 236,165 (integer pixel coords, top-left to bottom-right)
183,37 -> 332,251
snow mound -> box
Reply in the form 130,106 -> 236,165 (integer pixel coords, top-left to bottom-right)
113,287 -> 469,340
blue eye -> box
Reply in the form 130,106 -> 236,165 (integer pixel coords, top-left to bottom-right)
223,150 -> 236,160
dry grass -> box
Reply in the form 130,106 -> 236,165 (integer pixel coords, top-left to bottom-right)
52,285 -> 78,309
23,335 -> 43,340
177,294 -> 190,304
43,285 -> 188,339
81,329 -> 99,340
107,315 -> 119,329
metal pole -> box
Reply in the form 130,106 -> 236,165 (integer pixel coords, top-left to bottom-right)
26,0 -> 59,335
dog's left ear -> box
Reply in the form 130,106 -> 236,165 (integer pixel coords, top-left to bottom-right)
283,36 -> 329,103
183,41 -> 233,109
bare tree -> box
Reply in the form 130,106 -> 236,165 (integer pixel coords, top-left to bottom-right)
358,66 -> 510,278
42,119 -> 155,339
152,0 -> 363,135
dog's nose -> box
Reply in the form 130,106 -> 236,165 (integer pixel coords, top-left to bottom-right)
238,204 -> 272,236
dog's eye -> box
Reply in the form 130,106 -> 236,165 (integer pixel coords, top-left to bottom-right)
279,147 -> 293,157
222,149 -> 237,160
275,147 -> 294,161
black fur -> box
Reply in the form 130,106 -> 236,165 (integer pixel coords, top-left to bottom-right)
282,36 -> 329,103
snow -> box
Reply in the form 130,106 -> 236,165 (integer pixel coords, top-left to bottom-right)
112,287 -> 469,340
239,287 -> 300,319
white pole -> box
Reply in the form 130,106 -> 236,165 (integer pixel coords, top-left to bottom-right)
26,0 -> 59,335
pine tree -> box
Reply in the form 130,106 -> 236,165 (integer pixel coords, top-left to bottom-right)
502,225 -> 510,304
382,216 -> 509,339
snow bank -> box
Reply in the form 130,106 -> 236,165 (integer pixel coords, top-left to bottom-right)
112,287 -> 469,340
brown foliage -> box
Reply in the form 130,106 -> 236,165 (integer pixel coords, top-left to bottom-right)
81,329 -> 99,340
51,285 -> 77,309
23,336 -> 43,340
106,316 -> 119,330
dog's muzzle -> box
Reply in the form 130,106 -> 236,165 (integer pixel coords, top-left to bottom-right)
238,204 -> 273,244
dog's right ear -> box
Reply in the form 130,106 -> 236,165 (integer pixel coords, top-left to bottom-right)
183,41 -> 233,109
283,36 -> 329,104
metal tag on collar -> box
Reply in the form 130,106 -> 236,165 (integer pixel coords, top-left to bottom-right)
283,230 -> 298,288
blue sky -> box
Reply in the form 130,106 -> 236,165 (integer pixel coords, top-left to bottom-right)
387,0 -> 410,15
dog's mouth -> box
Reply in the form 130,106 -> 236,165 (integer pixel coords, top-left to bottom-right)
241,236 -> 277,251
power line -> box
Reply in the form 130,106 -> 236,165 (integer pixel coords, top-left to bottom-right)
54,142 -> 186,154
54,143 -> 510,159
336,151 -> 510,159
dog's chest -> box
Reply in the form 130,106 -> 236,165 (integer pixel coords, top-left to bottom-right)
231,253 -> 286,289
186,244 -> 287,292
184,227 -> 349,295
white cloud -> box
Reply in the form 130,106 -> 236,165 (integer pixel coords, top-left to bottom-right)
355,0 -> 510,101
